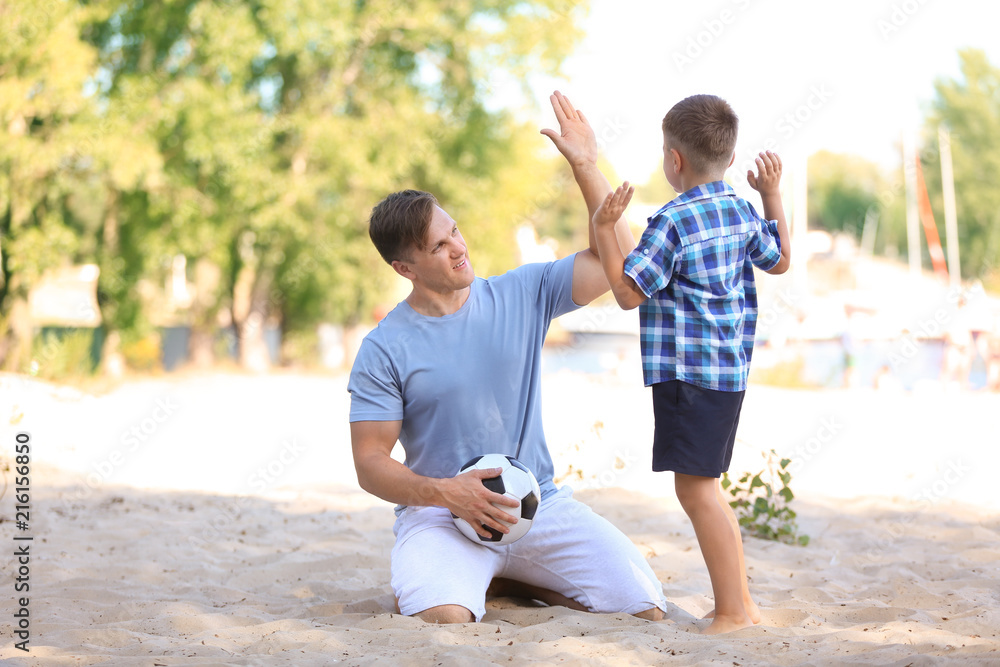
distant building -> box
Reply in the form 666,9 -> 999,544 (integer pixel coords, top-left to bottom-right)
28,265 -> 101,327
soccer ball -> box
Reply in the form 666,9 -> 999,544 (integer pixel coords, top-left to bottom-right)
451,454 -> 541,546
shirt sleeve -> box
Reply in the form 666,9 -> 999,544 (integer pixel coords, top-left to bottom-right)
747,214 -> 782,272
515,254 -> 581,321
347,337 -> 404,423
623,214 -> 681,298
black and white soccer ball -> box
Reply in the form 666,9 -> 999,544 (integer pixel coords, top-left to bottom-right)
451,453 -> 541,546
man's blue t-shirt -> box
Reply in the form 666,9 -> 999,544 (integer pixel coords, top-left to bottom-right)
348,255 -> 580,512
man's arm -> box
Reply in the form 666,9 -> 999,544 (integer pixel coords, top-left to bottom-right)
350,420 -> 519,538
747,150 -> 791,275
540,91 -> 635,305
592,183 -> 648,310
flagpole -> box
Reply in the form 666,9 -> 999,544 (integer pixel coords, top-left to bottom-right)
938,126 -> 961,289
903,130 -> 921,279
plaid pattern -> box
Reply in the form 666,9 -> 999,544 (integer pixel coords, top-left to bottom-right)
623,181 -> 782,391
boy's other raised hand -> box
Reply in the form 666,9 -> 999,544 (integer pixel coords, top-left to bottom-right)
540,90 -> 598,169
747,150 -> 782,195
593,181 -> 633,229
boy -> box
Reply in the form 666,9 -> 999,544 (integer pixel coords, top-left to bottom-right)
591,94 -> 790,634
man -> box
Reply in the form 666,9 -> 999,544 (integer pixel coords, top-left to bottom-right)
348,92 -> 666,624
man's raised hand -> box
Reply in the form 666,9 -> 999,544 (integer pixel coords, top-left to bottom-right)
540,90 -> 598,168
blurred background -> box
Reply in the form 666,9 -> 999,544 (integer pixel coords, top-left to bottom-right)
3,0 -> 999,393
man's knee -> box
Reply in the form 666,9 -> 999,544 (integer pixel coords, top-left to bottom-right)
414,604 -> 475,624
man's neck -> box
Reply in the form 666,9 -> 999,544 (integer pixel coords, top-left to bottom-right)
405,284 -> 472,317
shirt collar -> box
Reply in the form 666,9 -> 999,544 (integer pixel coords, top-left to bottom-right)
654,181 -> 734,217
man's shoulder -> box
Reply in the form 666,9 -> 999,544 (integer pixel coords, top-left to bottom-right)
356,300 -> 420,353
484,255 -> 574,292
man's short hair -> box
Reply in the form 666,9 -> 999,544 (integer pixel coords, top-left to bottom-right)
661,94 -> 739,174
368,190 -> 438,264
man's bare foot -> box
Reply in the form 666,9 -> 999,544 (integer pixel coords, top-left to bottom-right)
703,597 -> 761,624
701,612 -> 754,635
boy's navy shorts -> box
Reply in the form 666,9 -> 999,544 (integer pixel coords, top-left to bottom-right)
651,380 -> 745,478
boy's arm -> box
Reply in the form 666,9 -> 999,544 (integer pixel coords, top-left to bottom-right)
592,183 -> 648,310
747,150 -> 791,275
540,91 -> 636,304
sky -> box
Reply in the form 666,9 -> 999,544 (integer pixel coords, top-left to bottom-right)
522,0 -> 1000,191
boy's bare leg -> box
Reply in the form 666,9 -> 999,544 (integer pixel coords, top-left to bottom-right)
703,482 -> 761,623
675,473 -> 753,634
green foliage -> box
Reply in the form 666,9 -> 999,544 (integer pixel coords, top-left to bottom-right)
0,2 -> 105,358
279,327 -> 320,369
807,151 -> 884,239
27,329 -> 99,380
1,0 -> 590,370
924,48 -> 1000,287
722,449 -> 809,546
805,51 -> 1000,278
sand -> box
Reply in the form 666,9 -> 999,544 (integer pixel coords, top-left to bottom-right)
2,369 -> 999,665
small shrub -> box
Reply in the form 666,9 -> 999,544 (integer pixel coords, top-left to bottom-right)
722,449 -> 810,546
27,329 -> 97,380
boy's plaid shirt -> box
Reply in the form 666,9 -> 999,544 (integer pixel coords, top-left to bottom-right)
623,181 -> 782,391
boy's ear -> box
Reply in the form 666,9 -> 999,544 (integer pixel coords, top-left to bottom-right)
670,147 -> 684,173
727,151 -> 735,168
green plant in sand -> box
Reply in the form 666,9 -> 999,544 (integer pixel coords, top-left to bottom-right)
722,449 -> 810,546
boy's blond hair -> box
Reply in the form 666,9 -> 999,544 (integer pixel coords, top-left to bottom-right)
661,94 -> 739,174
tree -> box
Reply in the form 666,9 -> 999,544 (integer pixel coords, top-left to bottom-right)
2,0 -> 589,373
923,48 -> 1000,288
807,151 -> 883,239
0,2 -> 105,371
82,0 -> 588,369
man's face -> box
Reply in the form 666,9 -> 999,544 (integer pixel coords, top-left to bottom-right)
404,206 -> 475,292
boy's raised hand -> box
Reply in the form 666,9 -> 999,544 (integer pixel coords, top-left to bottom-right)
593,181 -> 633,229
747,150 -> 782,195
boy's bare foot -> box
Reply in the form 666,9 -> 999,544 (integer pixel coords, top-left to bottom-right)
703,597 -> 761,624
701,612 -> 754,635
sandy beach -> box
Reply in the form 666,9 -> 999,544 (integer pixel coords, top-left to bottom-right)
2,369 -> 999,665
